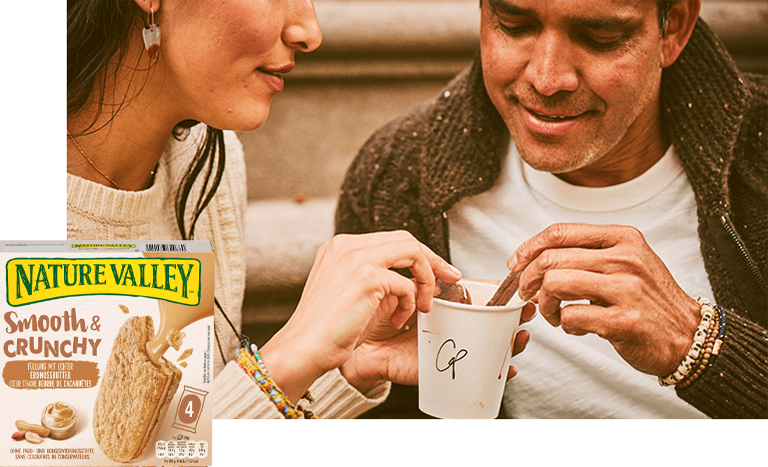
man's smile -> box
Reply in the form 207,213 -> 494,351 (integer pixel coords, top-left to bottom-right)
518,102 -> 592,137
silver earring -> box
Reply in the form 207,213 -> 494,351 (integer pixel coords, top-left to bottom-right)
143,5 -> 161,63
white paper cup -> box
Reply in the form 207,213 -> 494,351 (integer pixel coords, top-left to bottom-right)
418,280 -> 524,419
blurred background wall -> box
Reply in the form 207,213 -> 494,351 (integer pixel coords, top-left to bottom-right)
238,0 -> 768,416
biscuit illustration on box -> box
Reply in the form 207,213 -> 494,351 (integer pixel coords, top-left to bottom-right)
92,252 -> 214,463
93,315 -> 181,462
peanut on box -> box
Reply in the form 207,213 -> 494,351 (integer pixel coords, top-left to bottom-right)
1,241 -> 214,466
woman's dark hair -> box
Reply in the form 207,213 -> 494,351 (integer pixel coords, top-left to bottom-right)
67,0 -> 226,240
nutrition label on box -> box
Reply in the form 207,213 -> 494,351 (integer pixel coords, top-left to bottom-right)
156,440 -> 208,459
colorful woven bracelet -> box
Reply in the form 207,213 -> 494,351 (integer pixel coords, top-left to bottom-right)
248,344 -> 315,404
236,347 -> 317,419
659,297 -> 716,386
236,349 -> 315,419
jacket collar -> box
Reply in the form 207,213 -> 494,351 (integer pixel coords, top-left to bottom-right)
660,20 -> 751,212
418,51 -> 508,216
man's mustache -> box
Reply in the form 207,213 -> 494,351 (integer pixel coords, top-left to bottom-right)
506,85 -> 605,116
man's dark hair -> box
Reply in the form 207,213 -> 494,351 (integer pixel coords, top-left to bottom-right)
657,0 -> 682,37
479,0 -> 682,38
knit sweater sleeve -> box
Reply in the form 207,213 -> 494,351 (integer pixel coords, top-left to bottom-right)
675,71 -> 768,419
212,361 -> 390,419
675,310 -> 768,418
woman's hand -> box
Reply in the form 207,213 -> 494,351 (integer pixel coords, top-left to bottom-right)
339,298 -> 537,393
259,231 -> 461,401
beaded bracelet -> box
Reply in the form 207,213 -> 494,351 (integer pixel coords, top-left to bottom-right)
676,305 -> 721,388
236,347 -> 317,419
677,304 -> 727,389
711,304 -> 726,364
659,297 -> 717,386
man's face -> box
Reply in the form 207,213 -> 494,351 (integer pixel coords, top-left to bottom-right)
481,0 -> 665,176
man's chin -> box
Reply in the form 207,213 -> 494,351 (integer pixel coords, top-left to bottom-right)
516,143 -> 598,175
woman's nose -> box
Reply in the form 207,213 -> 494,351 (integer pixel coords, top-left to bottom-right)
283,0 -> 323,53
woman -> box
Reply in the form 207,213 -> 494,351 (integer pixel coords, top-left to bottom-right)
67,0 -> 532,418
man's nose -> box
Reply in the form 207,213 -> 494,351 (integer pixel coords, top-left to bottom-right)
522,30 -> 579,97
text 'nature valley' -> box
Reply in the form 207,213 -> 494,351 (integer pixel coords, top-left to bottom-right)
6,258 -> 201,306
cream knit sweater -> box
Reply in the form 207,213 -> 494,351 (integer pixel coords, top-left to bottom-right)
67,125 -> 389,418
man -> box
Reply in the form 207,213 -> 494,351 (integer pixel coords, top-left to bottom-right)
336,0 -> 767,418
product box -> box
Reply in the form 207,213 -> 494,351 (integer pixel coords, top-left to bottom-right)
0,241 -> 214,466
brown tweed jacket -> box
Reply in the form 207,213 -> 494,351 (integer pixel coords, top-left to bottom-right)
336,20 -> 767,418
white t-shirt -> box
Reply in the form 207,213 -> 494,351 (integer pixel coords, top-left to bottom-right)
448,141 -> 711,418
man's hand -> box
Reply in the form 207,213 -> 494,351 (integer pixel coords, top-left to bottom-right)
510,223 -> 701,377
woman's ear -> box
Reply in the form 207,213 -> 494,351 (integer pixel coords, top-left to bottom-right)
133,0 -> 161,15
660,0 -> 700,68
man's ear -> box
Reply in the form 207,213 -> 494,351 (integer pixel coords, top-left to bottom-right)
660,0 -> 700,68
133,0 -> 161,15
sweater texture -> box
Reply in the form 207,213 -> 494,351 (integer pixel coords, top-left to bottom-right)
336,20 -> 768,419
68,124 -> 389,418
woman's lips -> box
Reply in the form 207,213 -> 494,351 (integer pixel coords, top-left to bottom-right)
256,63 -> 294,93
522,105 -> 587,137
256,69 -> 285,93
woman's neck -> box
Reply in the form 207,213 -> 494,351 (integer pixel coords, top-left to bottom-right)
67,37 -> 183,192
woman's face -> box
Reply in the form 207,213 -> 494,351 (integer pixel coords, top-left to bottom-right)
156,0 -> 322,131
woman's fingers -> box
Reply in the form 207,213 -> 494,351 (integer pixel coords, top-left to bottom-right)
512,329 -> 530,357
389,275 -> 420,330
353,268 -> 415,346
520,301 -> 537,324
366,233 -> 460,312
303,231 -> 465,362
358,269 -> 441,341
375,232 -> 462,311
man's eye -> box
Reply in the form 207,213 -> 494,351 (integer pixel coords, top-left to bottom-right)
497,21 -> 535,36
582,35 -> 622,50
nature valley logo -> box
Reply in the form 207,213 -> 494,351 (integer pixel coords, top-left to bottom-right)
6,258 -> 201,306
